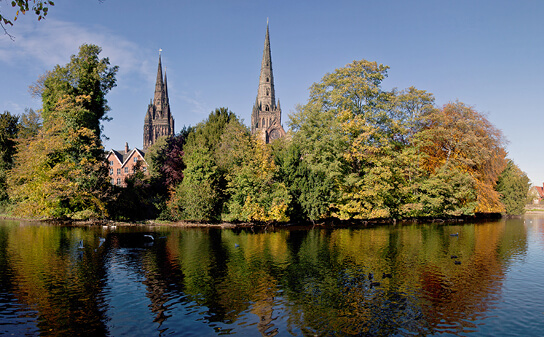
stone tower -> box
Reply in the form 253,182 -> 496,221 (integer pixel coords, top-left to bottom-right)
251,20 -> 286,143
143,52 -> 175,150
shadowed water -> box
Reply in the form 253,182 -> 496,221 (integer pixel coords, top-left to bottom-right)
1,216 -> 543,336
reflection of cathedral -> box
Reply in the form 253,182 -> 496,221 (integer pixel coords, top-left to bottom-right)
251,21 -> 286,144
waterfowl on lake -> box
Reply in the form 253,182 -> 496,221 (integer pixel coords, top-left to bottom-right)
382,273 -> 392,279
450,233 -> 459,237
451,255 -> 458,259
78,240 -> 84,249
454,260 -> 461,265
370,281 -> 381,288
143,234 -> 154,241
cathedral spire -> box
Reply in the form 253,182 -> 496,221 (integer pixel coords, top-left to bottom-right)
257,20 -> 275,110
153,51 -> 164,109
251,20 -> 286,143
144,50 -> 175,150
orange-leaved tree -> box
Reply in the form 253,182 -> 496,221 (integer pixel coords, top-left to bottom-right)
415,101 -> 507,213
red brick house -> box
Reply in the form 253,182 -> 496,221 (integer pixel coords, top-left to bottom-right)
106,142 -> 148,187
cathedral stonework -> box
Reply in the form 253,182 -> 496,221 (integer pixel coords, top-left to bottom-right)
251,21 -> 286,143
143,53 -> 175,150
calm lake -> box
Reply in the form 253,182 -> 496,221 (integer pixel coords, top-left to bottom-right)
1,216 -> 544,336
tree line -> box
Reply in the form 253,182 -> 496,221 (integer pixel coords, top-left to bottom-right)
0,44 -> 530,222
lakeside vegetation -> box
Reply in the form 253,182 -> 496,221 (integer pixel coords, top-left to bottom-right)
0,44 -> 530,223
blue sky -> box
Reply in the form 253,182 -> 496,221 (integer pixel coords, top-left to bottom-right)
1,0 -> 543,185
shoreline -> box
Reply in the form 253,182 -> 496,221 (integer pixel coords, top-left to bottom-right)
2,211 -> 532,228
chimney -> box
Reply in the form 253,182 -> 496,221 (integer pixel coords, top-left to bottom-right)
125,142 -> 129,153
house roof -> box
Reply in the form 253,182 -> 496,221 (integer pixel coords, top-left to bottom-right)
106,148 -> 147,168
535,185 -> 544,199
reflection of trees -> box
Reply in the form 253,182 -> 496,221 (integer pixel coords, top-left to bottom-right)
276,222 -> 527,335
2,223 -> 109,336
162,221 -> 527,336
1,218 -> 528,336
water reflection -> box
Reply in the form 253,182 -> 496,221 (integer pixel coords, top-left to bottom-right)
0,218 -> 538,336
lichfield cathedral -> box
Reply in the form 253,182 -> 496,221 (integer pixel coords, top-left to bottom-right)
108,21 -> 286,186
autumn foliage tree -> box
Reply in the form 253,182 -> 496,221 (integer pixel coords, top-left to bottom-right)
414,101 -> 507,213
290,59 -> 443,219
221,124 -> 290,223
8,44 -> 117,219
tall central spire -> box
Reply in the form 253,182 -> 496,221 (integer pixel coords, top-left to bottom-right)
257,20 -> 276,111
251,20 -> 286,143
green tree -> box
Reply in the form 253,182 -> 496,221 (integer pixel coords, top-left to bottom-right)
8,44 -> 117,219
273,140 -> 334,222
290,59 -> 435,219
0,111 -> 19,203
168,145 -> 218,221
413,164 -> 478,217
18,108 -> 42,139
34,44 -> 117,139
167,108 -> 237,221
0,111 -> 19,169
390,86 -> 436,145
496,160 -> 530,215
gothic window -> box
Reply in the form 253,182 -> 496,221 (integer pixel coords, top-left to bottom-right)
266,77 -> 269,82
266,89 -> 269,96
266,105 -> 270,111
262,118 -> 265,127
